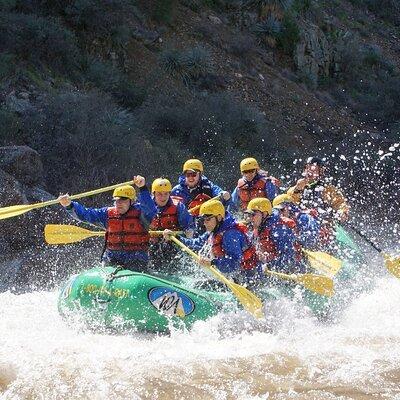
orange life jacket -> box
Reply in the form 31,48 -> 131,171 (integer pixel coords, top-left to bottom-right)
237,176 -> 280,210
149,199 -> 180,244
210,223 -> 259,271
106,207 -> 150,251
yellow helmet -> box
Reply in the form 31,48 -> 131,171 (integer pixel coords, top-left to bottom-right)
113,185 -> 136,200
273,194 -> 294,209
183,159 -> 204,173
240,157 -> 259,172
152,178 -> 172,193
199,199 -> 225,218
246,198 -> 272,215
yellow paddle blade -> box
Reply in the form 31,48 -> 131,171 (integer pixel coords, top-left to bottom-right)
45,224 -> 104,244
170,236 -> 264,319
0,179 -> 135,221
0,203 -> 42,220
384,254 -> 400,279
303,249 -> 342,277
296,274 -> 334,297
265,269 -> 334,297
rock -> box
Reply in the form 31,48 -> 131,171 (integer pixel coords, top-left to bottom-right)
208,15 -> 222,25
0,168 -> 26,207
294,22 -> 332,87
5,92 -> 34,114
0,145 -> 44,186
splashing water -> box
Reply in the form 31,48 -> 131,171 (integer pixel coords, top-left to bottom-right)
1,270 -> 399,399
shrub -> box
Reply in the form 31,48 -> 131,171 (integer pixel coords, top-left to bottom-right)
159,46 -> 212,85
276,12 -> 300,55
253,14 -> 282,37
0,12 -> 80,76
0,107 -> 21,145
142,93 -> 276,162
84,59 -> 146,109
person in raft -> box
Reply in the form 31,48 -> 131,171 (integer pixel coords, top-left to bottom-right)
58,176 -> 157,272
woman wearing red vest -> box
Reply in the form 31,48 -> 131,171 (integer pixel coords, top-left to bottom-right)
164,200 -> 261,285
58,176 -> 157,272
149,178 -> 194,269
230,157 -> 280,213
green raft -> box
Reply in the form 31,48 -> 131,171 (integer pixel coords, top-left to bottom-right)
58,226 -> 364,332
58,266 -> 234,333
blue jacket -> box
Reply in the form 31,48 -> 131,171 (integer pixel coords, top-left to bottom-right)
153,197 -> 195,233
66,187 -> 157,264
171,174 -> 224,207
260,211 -> 298,273
179,213 -> 249,275
230,173 -> 279,212
296,212 -> 320,248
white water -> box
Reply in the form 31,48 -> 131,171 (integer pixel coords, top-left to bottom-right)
1,272 -> 400,399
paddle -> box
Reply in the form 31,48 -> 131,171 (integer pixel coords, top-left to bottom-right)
264,269 -> 334,297
188,195 -> 221,214
170,236 -> 264,319
303,249 -> 342,277
344,224 -> 400,279
0,180 -> 136,221
44,224 -> 182,245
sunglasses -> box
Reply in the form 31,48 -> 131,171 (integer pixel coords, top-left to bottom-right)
185,172 -> 198,178
202,215 -> 215,222
242,169 -> 256,174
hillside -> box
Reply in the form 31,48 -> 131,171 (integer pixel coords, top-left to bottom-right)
0,0 -> 399,288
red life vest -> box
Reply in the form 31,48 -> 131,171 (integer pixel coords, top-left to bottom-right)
188,193 -> 212,216
149,199 -> 180,244
237,176 -> 280,210
106,207 -> 150,251
210,223 -> 258,271
254,225 -> 278,263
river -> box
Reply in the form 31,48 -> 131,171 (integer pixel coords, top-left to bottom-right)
1,265 -> 399,399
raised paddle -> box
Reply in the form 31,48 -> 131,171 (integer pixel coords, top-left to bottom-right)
344,224 -> 400,279
170,236 -> 264,319
188,195 -> 222,214
0,180 -> 136,221
44,224 -> 182,245
264,269 -> 334,297
303,249 -> 342,277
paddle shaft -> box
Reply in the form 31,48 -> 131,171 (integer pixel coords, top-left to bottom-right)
0,179 -> 136,218
346,224 -> 382,253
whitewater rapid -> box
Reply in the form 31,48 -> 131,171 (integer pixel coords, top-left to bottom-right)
1,272 -> 399,399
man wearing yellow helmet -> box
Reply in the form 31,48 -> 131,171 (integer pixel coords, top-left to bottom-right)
245,197 -> 301,274
58,176 -> 157,272
164,200 -> 261,284
171,158 -> 230,217
231,157 -> 280,212
149,178 -> 194,268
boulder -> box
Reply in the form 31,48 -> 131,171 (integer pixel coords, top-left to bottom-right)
294,22 -> 332,87
0,146 -> 43,186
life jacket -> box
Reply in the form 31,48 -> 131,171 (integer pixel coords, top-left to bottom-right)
210,223 -> 258,271
280,216 -> 302,261
149,199 -> 180,243
106,207 -> 150,251
188,193 -> 212,216
237,175 -> 280,210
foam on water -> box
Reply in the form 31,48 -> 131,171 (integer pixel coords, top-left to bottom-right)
1,271 -> 400,399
